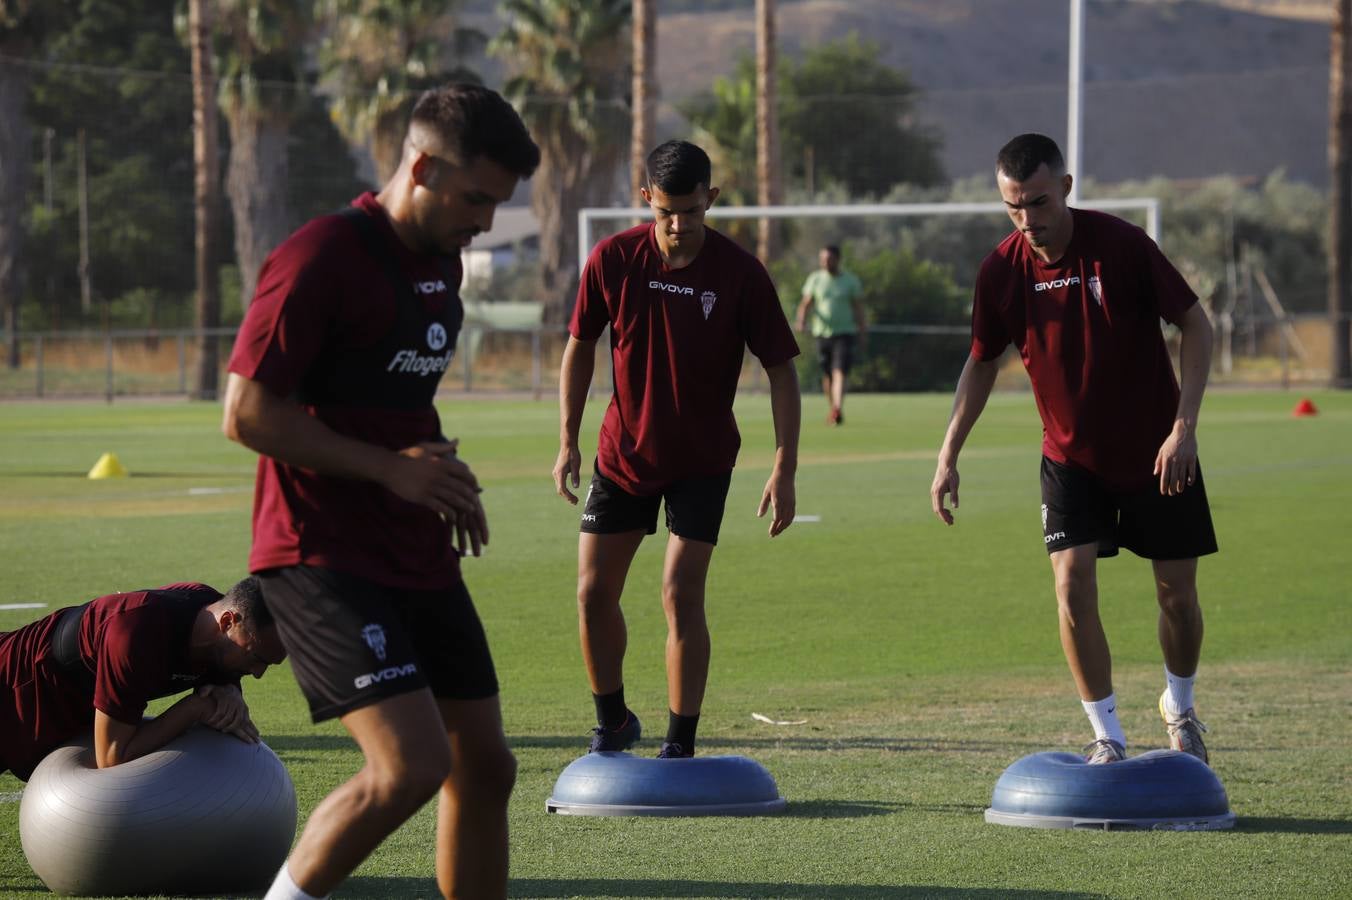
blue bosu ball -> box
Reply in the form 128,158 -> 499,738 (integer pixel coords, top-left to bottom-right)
985,749 -> 1236,830
546,752 -> 786,816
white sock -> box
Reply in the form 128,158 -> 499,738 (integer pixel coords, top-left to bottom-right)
263,863 -> 326,900
1081,693 -> 1126,748
1164,667 -> 1196,716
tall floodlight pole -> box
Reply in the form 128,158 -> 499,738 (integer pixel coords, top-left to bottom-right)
1067,0 -> 1084,204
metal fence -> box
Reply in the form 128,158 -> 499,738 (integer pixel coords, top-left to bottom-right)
0,313 -> 1337,403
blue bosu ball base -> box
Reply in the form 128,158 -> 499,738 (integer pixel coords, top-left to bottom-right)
546,752 -> 786,817
985,749 -> 1236,831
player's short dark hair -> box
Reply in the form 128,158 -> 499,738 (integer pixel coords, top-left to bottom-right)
410,83 -> 540,178
645,140 -> 712,195
997,133 -> 1065,181
222,577 -> 273,631
822,244 -> 841,256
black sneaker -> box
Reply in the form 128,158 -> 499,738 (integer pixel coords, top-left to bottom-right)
588,711 -> 641,753
657,741 -> 694,759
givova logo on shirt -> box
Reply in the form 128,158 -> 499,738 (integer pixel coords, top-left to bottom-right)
413,279 -> 448,295
1033,276 -> 1081,292
650,280 -> 694,296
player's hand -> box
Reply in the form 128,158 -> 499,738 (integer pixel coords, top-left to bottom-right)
756,467 -> 795,537
931,458 -> 960,525
553,443 -> 582,504
444,501 -> 489,558
1154,422 -> 1198,496
196,684 -> 259,744
435,440 -> 489,555
387,440 -> 484,517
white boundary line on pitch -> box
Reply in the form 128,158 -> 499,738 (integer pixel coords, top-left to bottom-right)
0,792 -> 23,803
0,603 -> 46,611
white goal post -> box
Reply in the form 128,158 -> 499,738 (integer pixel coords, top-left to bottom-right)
577,198 -> 1160,278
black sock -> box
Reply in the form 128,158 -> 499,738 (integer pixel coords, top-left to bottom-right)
665,710 -> 699,752
593,687 -> 627,729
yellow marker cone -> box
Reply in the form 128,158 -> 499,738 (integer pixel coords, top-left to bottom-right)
87,452 -> 129,480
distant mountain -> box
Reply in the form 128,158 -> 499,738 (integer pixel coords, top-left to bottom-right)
472,0 -> 1329,187
650,0 -> 1330,186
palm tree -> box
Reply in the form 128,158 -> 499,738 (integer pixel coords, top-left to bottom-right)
491,0 -> 630,323
319,0 -> 483,184
630,0 -> 656,195
1331,0 -> 1351,387
189,0 -> 223,400
754,0 -> 779,263
214,0 -> 313,312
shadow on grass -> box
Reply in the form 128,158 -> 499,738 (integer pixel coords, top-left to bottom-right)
264,734 -> 1046,756
0,877 -> 44,895
1235,816 -> 1352,834
782,799 -> 984,818
507,735 -> 1047,754
339,876 -> 1099,899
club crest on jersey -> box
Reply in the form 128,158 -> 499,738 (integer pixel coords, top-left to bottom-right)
427,322 -> 448,351
1088,275 -> 1103,305
361,623 -> 388,662
700,290 -> 717,319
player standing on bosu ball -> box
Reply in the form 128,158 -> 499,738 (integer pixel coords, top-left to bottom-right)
553,140 -> 801,760
930,133 -> 1218,765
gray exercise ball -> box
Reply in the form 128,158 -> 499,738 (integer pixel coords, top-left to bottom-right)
20,726 -> 296,896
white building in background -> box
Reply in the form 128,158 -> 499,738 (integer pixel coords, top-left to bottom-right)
461,206 -> 540,291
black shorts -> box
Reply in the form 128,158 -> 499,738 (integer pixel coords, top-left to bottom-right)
816,334 -> 856,374
580,463 -> 732,546
257,566 -> 499,723
1040,456 -> 1219,560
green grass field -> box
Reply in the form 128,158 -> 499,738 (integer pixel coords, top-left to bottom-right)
1,390 -> 1349,899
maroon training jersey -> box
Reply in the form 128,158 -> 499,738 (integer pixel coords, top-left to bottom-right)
570,223 -> 799,495
971,208 -> 1197,491
0,584 -> 229,780
228,192 -> 463,589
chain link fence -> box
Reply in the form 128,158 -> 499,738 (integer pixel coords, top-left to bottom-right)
0,311 -> 1336,403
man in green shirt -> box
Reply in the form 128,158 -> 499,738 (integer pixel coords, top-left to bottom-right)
796,245 -> 866,425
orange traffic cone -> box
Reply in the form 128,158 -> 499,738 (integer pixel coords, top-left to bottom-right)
1293,398 -> 1318,417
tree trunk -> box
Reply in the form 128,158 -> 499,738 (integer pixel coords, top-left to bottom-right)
755,0 -> 780,264
535,135 -> 591,327
0,56 -> 30,369
631,0 -> 656,196
535,126 -> 624,327
226,103 -> 293,312
190,0 -> 223,400
1331,0 -> 1352,386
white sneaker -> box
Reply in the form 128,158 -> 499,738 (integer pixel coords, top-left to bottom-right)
1160,691 -> 1210,764
1083,737 -> 1126,764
